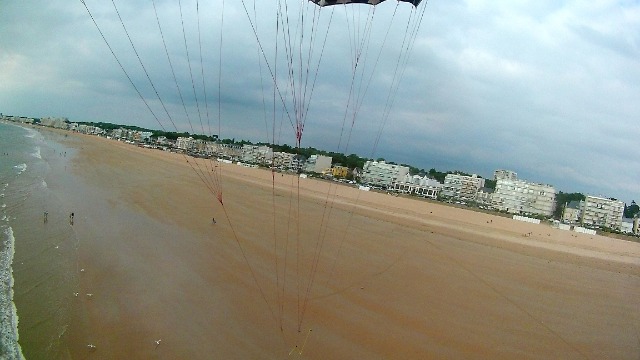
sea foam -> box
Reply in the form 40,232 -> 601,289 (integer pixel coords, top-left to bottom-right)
0,226 -> 25,360
31,147 -> 42,159
12,164 -> 27,175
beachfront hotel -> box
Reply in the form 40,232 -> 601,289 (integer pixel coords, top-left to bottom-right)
491,179 -> 556,217
304,154 -> 332,174
390,174 -> 443,199
580,195 -> 624,230
360,160 -> 410,188
441,173 -> 486,202
494,169 -> 518,181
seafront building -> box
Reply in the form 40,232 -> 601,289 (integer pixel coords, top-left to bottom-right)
441,174 -> 485,202
494,169 -> 517,181
561,200 -> 583,224
360,161 -> 410,188
176,136 -> 196,150
304,154 -> 332,174
580,195 -> 624,230
492,179 -> 556,217
40,117 -> 69,130
3,113 -> 636,232
273,152 -> 305,171
390,174 -> 442,199
475,187 -> 494,207
331,165 -> 349,178
242,145 -> 273,165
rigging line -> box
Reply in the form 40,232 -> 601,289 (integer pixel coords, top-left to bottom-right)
219,203 -> 282,338
370,7 -> 416,158
196,0 -> 211,138
215,0 -> 226,205
176,0 -> 219,195
110,0 -> 218,193
108,0 -> 175,128
300,3 -> 420,324
152,0 -> 218,194
253,0 -> 284,331
299,7 -> 334,137
280,163 -> 299,332
101,1 -> 214,198
425,237 -> 590,360
381,9 -> 417,120
297,3 -> 320,131
342,6 -> 379,152
253,1 -> 271,145
324,189 -> 363,285
297,175 -> 342,330
195,0 -> 217,188
151,0 -> 194,134
80,0 -> 200,191
318,242 -> 410,300
177,0 -> 205,137
280,0 -> 302,141
296,167 -> 302,331
344,4 -> 398,152
299,3 -> 319,130
272,3 -> 285,330
334,5 -> 378,155
297,4 -> 305,126
239,0 -> 296,133
372,4 -> 427,158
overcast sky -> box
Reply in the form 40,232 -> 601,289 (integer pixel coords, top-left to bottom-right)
1,0 -> 638,203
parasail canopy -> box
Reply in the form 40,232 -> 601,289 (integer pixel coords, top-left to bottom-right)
310,0 -> 423,7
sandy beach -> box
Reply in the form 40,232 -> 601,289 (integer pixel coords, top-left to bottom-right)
37,130 -> 640,359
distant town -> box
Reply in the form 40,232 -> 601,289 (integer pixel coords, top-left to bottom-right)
3,113 -> 638,237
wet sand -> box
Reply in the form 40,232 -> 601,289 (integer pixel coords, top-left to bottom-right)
46,131 -> 640,359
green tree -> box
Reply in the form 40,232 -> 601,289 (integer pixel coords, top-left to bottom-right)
624,201 -> 639,218
554,192 -> 586,219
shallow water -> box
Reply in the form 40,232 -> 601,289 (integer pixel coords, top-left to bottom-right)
0,122 -> 78,359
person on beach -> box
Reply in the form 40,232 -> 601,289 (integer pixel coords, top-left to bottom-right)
70,212 -> 74,225
212,217 -> 216,224
44,211 -> 48,223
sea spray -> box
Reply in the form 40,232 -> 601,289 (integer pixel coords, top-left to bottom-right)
0,227 -> 25,360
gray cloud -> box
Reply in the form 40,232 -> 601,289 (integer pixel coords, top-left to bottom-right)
1,0 -> 638,202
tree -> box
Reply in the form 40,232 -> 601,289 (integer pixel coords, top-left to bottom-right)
624,201 -> 639,218
553,192 -> 586,219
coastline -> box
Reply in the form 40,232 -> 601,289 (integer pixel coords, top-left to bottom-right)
18,127 -> 640,359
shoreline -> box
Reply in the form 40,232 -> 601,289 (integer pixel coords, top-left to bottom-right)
22,127 -> 640,358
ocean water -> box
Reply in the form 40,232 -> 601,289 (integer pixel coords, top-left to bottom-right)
0,122 -> 78,359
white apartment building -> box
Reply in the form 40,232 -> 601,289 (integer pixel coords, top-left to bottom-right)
441,174 -> 485,201
390,174 -> 442,199
41,117 -> 69,129
242,145 -> 273,164
272,152 -> 305,171
304,154 -> 332,173
494,169 -> 517,181
492,179 -> 556,217
580,195 -> 624,230
360,161 -> 410,188
176,136 -> 196,150
476,187 -> 494,207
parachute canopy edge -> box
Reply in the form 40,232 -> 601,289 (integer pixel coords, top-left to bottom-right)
310,0 -> 423,7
